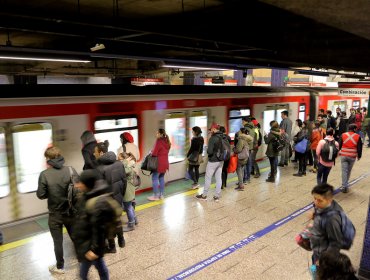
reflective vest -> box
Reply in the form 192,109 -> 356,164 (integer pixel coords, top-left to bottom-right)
339,132 -> 359,158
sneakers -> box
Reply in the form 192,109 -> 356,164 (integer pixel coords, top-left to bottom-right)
48,265 -> 65,274
265,177 -> 275,183
277,163 -> 285,167
340,187 -> 349,193
147,195 -> 160,201
191,184 -> 200,190
105,246 -> 117,254
118,238 -> 126,248
293,173 -> 303,177
254,174 -> 260,178
195,194 -> 207,200
234,185 -> 244,191
213,196 -> 220,202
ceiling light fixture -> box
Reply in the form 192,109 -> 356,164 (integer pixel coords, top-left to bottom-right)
162,64 -> 232,71
0,56 -> 90,63
90,43 -> 105,52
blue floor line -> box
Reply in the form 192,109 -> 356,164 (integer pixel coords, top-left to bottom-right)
167,172 -> 370,280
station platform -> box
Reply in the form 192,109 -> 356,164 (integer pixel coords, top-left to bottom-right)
1,152 -> 369,280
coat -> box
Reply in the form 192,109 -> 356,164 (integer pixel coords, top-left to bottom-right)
122,159 -> 136,202
80,132 -> 98,170
187,136 -> 204,166
151,138 -> 170,173
264,127 -> 280,157
234,133 -> 252,165
97,151 -> 127,206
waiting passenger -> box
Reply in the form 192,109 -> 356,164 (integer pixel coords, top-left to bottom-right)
310,121 -> 324,173
219,126 -> 232,189
36,146 -> 79,275
119,152 -> 138,231
264,121 -> 280,183
186,126 -> 204,190
250,118 -> 262,178
118,132 -> 140,162
196,123 -> 224,202
147,128 -> 171,201
94,141 -> 126,252
234,127 -> 252,190
278,110 -> 292,167
80,130 -> 98,170
316,128 -> 339,185
339,124 -> 362,193
73,169 -> 116,280
317,250 -> 358,280
242,116 -> 256,184
293,119 -> 309,177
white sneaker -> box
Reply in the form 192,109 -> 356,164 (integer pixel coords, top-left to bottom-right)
191,184 -> 200,190
147,195 -> 160,201
49,265 -> 65,274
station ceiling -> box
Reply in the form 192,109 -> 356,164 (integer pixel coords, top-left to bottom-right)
0,0 -> 369,77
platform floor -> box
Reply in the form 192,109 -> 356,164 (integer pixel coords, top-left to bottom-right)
1,151 -> 370,280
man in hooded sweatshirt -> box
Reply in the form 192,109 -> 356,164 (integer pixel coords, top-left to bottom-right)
37,146 -> 79,275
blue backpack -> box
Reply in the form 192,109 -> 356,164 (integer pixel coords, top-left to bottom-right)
321,210 -> 356,250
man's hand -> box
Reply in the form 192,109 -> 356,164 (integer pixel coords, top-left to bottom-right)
85,250 -> 98,261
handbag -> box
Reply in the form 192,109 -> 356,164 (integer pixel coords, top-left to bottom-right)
227,154 -> 238,173
141,153 -> 158,172
295,223 -> 313,251
187,151 -> 199,164
237,146 -> 249,160
294,138 -> 308,153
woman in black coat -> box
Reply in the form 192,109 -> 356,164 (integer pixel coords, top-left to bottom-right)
186,126 -> 204,189
80,130 -> 98,170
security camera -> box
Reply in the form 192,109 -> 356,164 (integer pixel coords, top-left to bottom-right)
90,43 -> 105,52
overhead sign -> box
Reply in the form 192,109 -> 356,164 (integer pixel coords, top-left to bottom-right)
338,88 -> 369,97
131,78 -> 164,86
338,82 -> 370,97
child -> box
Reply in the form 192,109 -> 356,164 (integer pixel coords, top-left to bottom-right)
119,152 -> 138,231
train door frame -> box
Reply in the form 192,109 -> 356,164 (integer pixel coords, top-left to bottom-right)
228,107 -> 251,141
261,104 -> 289,134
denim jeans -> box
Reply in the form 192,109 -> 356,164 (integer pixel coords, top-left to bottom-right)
236,161 -> 246,185
203,161 -> 223,197
317,163 -> 332,185
279,145 -> 290,165
123,201 -> 136,224
243,156 -> 251,182
80,258 -> 109,280
48,213 -> 74,269
341,156 -> 356,188
151,172 -> 165,197
268,157 -> 277,178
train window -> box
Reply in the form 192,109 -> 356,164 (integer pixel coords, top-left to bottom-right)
94,116 -> 139,157
0,128 -> 10,197
332,101 -> 347,114
352,100 -> 360,109
189,111 -> 208,154
165,113 -> 186,163
12,123 -> 53,193
228,109 -> 251,140
298,104 -> 306,121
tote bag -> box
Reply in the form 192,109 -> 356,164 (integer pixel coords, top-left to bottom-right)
227,154 -> 238,173
294,138 -> 308,154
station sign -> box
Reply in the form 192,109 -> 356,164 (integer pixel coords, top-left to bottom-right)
338,82 -> 370,97
131,78 -> 164,86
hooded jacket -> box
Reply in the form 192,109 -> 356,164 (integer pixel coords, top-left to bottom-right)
264,127 -> 281,157
37,156 -> 78,214
80,131 -> 98,170
207,131 -> 224,162
234,133 -> 252,165
310,200 -> 345,260
72,180 -> 114,261
97,151 -> 126,206
151,138 -> 170,173
187,136 -> 204,166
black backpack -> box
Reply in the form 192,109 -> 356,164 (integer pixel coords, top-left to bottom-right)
216,135 -> 231,161
320,139 -> 339,162
272,136 -> 285,152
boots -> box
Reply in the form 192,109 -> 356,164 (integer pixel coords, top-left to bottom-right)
118,234 -> 125,248
105,239 -> 117,253
266,176 -> 275,183
234,183 -> 244,191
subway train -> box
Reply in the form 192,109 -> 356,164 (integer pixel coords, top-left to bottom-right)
0,84 -> 367,224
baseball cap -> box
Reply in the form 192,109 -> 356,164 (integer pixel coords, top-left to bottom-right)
252,119 -> 258,126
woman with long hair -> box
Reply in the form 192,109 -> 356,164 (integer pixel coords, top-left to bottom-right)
147,129 -> 171,201
293,119 -> 309,176
186,126 -> 204,189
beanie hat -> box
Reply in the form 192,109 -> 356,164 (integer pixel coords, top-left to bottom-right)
120,132 -> 134,143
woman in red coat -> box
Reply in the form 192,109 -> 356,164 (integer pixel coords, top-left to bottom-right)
147,129 -> 171,201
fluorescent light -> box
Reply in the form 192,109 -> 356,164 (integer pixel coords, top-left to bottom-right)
0,56 -> 91,63
162,64 -> 232,71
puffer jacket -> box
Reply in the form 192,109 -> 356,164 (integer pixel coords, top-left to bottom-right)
37,156 -> 78,214
72,180 -> 114,261
234,133 -> 252,165
264,127 -> 280,157
309,200 -> 344,260
151,138 -> 170,173
122,159 -> 136,202
207,131 -> 224,162
97,151 -> 126,206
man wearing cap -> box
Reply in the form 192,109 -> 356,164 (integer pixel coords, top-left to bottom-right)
278,110 -> 292,167
196,123 -> 224,202
250,118 -> 261,178
241,116 -> 256,184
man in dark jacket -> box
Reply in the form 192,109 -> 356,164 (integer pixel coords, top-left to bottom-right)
80,130 -> 98,170
37,146 -> 79,275
73,169 -> 116,280
94,141 -> 126,252
309,184 -> 346,265
196,123 -> 224,202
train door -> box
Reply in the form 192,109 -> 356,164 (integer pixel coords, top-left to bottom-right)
228,108 -> 251,140
262,104 -> 289,134
0,122 -> 52,224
